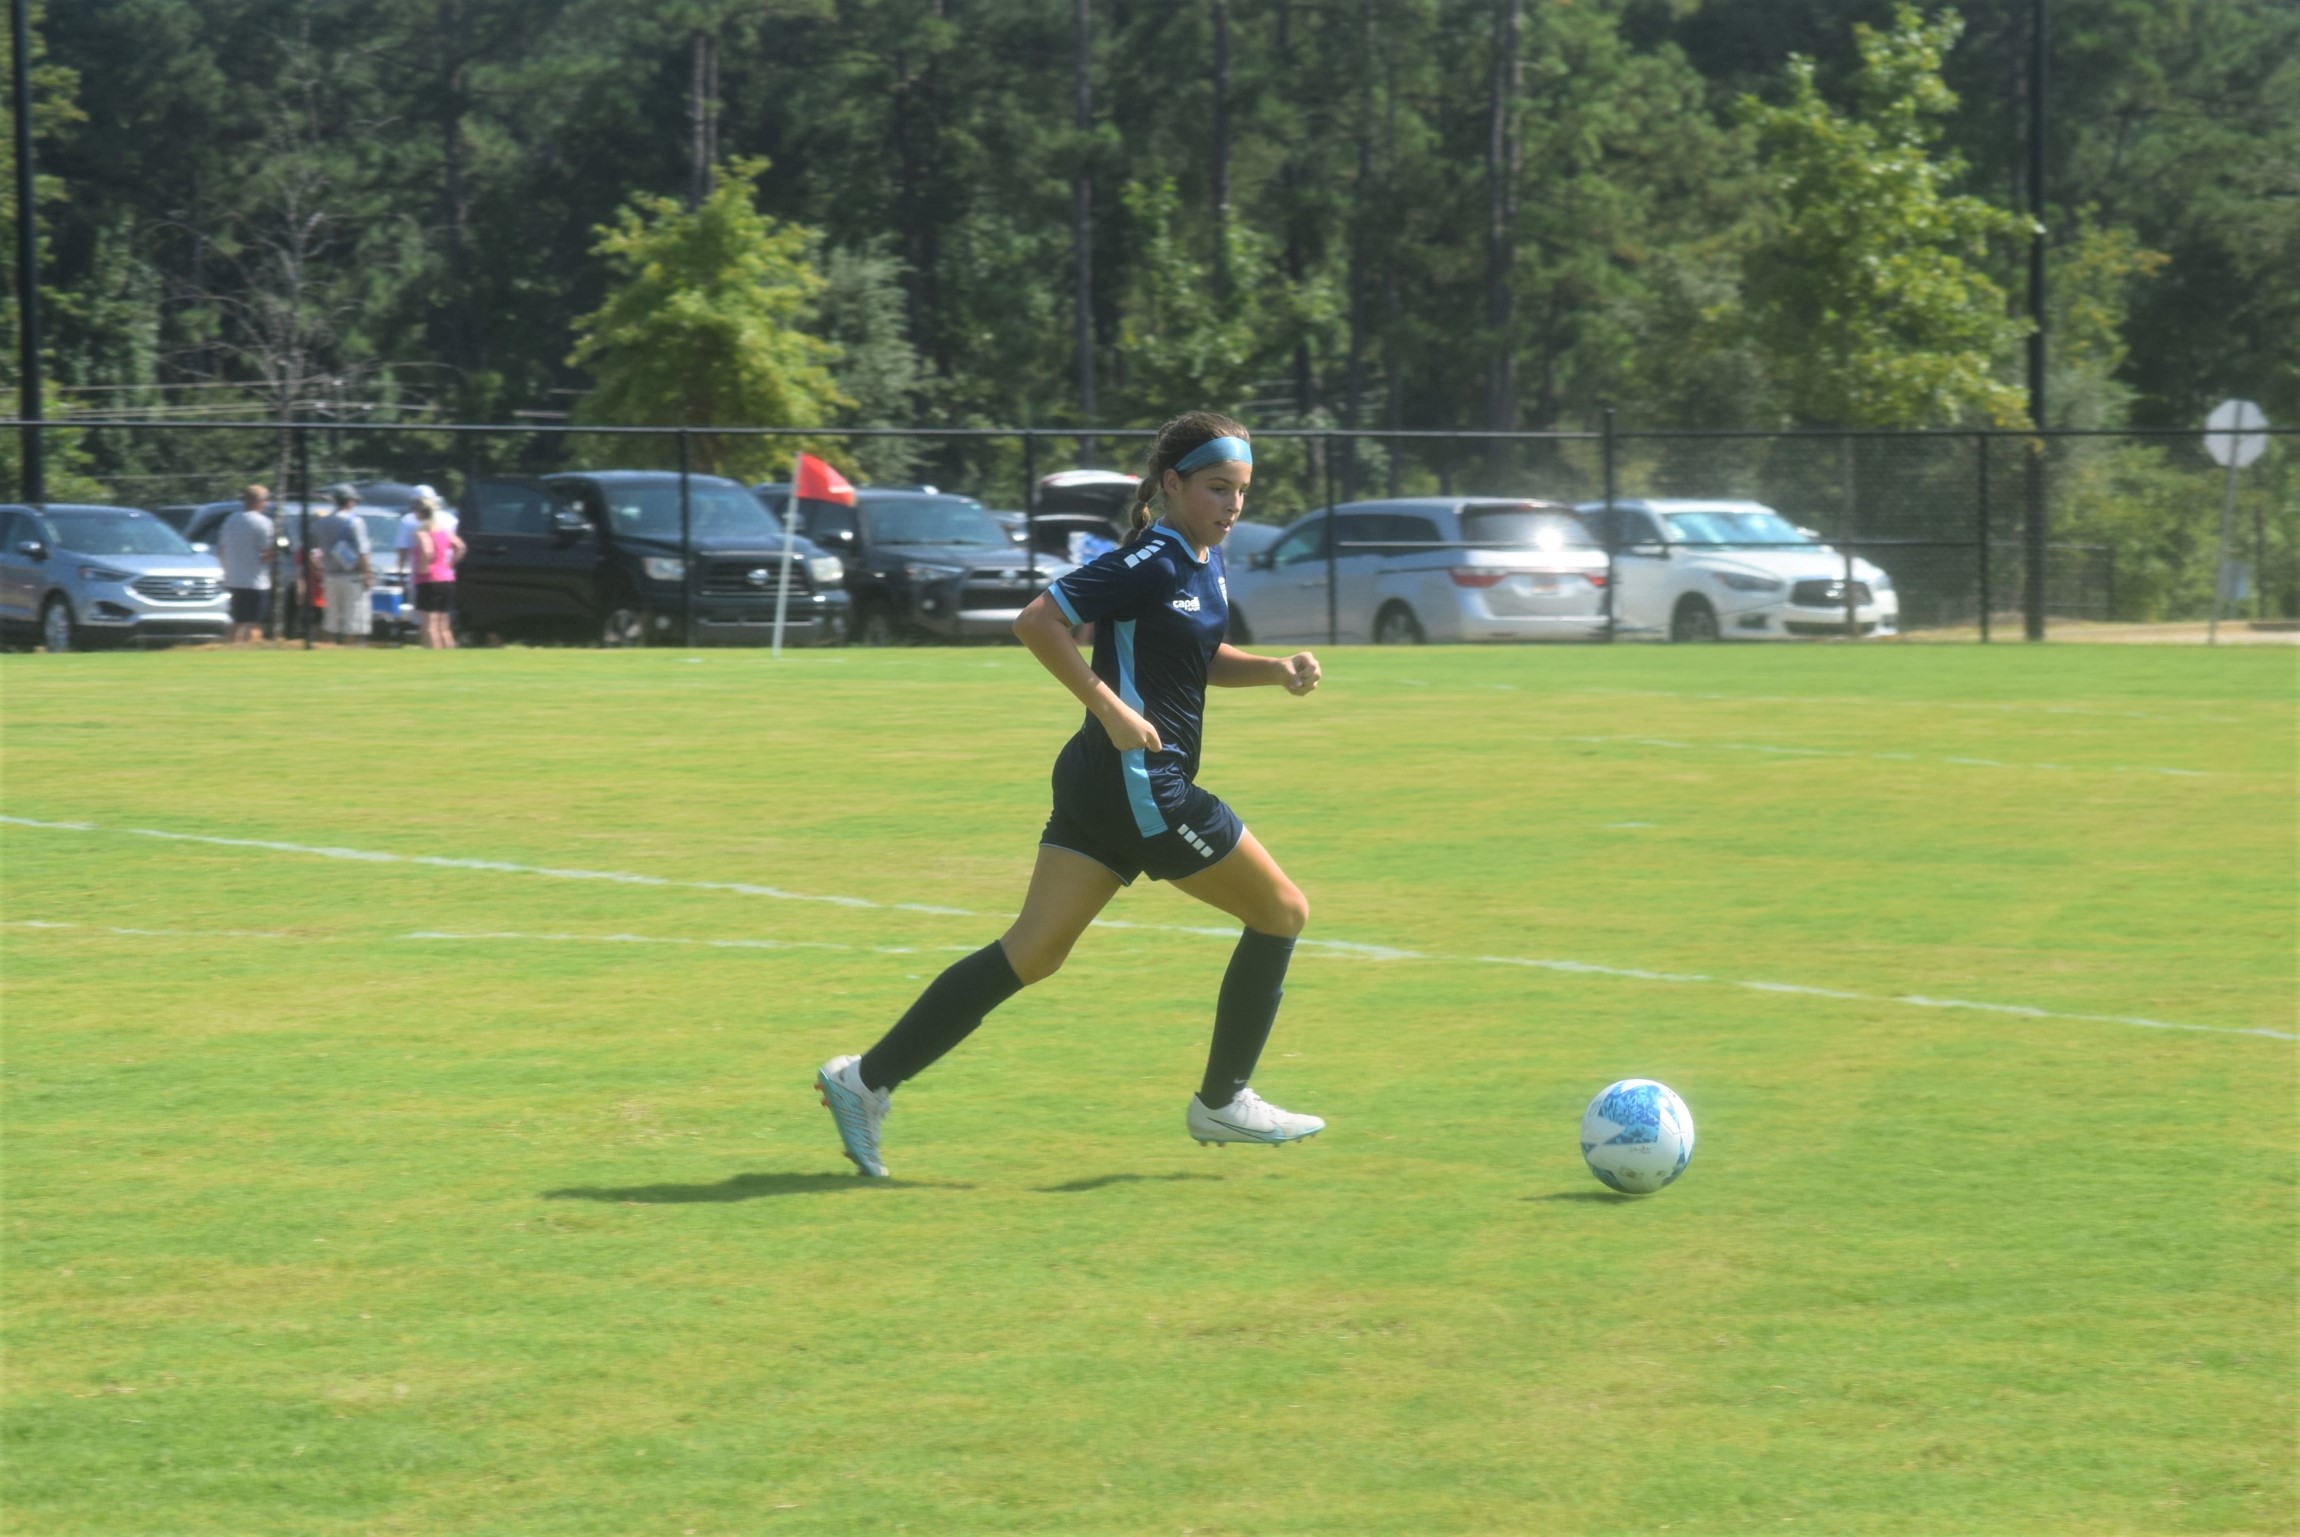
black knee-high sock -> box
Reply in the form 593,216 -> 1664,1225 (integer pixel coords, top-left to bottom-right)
1199,928 -> 1297,1108
858,942 -> 1025,1092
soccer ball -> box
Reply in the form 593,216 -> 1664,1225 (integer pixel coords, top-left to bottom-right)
1580,1079 -> 1695,1194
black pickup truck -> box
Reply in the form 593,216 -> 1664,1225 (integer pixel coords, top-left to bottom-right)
458,471 -> 852,646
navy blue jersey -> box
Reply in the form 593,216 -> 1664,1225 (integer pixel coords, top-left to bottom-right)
1047,523 -> 1229,836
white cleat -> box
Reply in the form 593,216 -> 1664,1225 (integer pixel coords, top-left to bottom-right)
817,1054 -> 891,1177
1188,1087 -> 1324,1147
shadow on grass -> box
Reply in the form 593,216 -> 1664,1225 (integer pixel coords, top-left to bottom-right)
1526,1189 -> 1644,1203
543,1171 -> 971,1204
1035,1171 -> 1224,1194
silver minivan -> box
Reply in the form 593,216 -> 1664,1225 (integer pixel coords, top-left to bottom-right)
0,504 -> 232,651
1227,498 -> 1608,644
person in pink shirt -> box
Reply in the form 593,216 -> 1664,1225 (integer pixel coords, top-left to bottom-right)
410,490 -> 466,649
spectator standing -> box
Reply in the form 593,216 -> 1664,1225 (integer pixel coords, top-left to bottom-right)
410,489 -> 465,648
216,485 -> 276,644
395,485 -> 456,585
309,485 -> 374,646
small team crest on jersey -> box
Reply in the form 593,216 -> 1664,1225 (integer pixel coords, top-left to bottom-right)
1217,574 -> 1229,601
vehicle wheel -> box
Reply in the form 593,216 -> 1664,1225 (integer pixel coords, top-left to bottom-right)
1227,608 -> 1254,645
601,605 -> 653,648
857,603 -> 900,647
1374,602 -> 1426,645
41,595 -> 79,654
1670,595 -> 1721,643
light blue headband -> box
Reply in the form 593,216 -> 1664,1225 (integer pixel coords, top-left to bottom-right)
1173,435 -> 1253,475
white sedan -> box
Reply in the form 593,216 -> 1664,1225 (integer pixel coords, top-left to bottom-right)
1577,498 -> 1899,641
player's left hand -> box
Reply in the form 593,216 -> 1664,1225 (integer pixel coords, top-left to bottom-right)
1282,651 -> 1321,695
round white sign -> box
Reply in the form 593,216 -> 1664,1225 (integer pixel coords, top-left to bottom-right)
2204,398 -> 2269,468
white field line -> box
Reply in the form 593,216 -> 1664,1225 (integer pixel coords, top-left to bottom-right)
1555,734 -> 2210,777
0,918 -> 973,958
4,816 -> 2288,1043
1563,686 -> 2255,725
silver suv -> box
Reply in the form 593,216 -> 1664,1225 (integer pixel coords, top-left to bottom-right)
0,504 -> 231,651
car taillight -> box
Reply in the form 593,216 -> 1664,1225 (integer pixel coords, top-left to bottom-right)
1448,567 -> 1608,589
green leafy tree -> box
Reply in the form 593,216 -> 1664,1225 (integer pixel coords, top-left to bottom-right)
1740,7 -> 2029,428
0,0 -> 106,500
813,242 -> 932,484
1113,176 -> 1277,422
568,158 -> 847,481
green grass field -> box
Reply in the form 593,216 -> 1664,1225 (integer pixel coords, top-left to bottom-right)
3,643 -> 2293,1535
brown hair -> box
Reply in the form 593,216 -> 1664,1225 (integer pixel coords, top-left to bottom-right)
1128,411 -> 1250,538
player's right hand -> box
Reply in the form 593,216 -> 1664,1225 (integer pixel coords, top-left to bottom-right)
1099,702 -> 1163,754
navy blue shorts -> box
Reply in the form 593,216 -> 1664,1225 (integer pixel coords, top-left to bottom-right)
1042,779 -> 1245,885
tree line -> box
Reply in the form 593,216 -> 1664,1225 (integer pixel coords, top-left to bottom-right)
11,0 -> 2294,435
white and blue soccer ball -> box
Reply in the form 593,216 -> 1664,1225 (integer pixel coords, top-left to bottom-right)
1580,1079 -> 1695,1194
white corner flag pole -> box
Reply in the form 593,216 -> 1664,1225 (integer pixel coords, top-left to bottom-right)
771,506 -> 798,658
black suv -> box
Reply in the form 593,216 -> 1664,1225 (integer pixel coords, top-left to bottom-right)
752,484 -> 1065,645
459,471 -> 851,647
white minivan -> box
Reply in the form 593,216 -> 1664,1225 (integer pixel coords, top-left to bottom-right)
1578,498 -> 1899,641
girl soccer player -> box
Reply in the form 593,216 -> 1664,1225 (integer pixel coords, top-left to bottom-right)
817,412 -> 1326,1176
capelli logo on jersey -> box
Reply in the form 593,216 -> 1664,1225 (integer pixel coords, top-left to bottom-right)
1169,593 -> 1202,613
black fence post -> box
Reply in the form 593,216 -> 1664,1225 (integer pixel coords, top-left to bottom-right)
1323,431 -> 1340,646
1840,434 -> 1860,640
677,428 -> 694,647
1023,428 -> 1040,601
2024,435 -> 2047,641
1323,435 -> 1339,647
296,421 -> 313,650
1976,432 -> 1991,644
1601,407 -> 1618,644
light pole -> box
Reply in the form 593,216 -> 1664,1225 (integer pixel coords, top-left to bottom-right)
2022,0 -> 2049,641
1072,0 -> 1095,463
10,0 -> 44,504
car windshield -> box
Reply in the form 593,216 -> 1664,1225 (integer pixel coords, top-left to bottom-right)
599,484 -> 780,540
1461,509 -> 1597,549
1660,509 -> 1813,548
43,511 -> 194,556
862,497 -> 1007,547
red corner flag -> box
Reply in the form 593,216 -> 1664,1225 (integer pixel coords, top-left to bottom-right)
794,451 -> 857,506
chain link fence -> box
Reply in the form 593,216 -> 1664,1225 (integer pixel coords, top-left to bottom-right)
5,416 -> 2293,647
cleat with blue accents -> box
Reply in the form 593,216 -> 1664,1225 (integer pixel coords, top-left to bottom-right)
1187,1087 -> 1323,1146
817,1054 -> 892,1177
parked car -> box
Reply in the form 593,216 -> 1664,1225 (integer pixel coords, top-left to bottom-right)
756,484 -> 1070,644
1576,498 -> 1899,640
1227,498 -> 1606,645
456,471 -> 851,647
0,503 -> 232,651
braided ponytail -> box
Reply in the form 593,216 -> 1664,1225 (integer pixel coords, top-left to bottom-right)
1128,411 -> 1251,542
